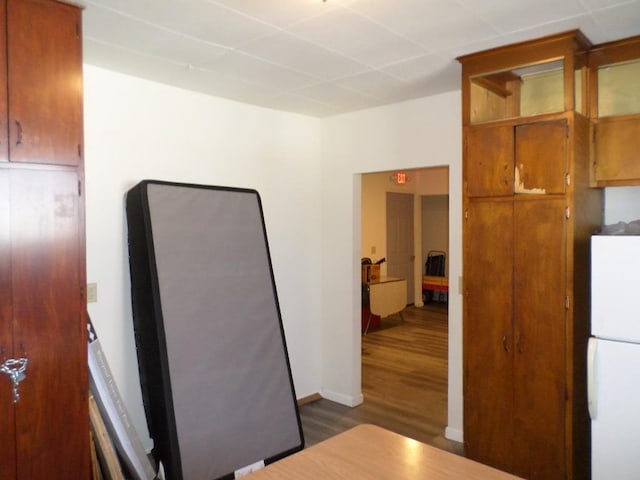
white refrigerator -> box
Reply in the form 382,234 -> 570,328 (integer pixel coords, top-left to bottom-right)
589,235 -> 640,479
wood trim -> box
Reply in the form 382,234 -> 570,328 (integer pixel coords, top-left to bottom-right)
471,72 -> 520,98
589,35 -> 640,67
297,393 -> 322,407
458,30 -> 590,78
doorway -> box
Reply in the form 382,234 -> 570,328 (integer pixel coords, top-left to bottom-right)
360,166 -> 450,443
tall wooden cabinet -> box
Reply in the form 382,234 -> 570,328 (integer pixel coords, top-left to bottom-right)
458,31 -> 603,480
0,1 -> 88,478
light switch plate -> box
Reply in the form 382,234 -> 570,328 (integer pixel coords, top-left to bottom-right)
87,283 -> 98,303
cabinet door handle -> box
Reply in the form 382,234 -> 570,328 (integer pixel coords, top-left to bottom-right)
516,333 -> 525,354
502,335 -> 510,352
15,120 -> 23,146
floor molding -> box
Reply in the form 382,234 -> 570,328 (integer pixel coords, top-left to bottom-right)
297,393 -> 322,406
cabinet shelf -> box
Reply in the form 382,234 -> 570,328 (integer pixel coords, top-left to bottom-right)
458,30 -> 591,127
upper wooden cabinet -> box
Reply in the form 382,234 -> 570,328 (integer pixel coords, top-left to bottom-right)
458,30 -> 591,126
3,0 -> 82,166
588,35 -> 640,186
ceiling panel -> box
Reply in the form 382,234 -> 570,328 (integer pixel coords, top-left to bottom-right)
239,31 -> 368,81
459,0 -> 587,33
79,0 -> 640,117
84,0 -> 280,47
287,7 -> 427,68
202,50 -> 320,93
591,2 -> 640,40
212,0 -> 340,28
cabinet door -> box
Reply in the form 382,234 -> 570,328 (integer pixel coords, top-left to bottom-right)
0,170 -> 16,480
7,0 -> 82,166
463,198 -> 514,471
594,117 -> 640,185
512,197 -> 567,480
465,124 -> 514,197
515,121 -> 567,195
10,169 -> 88,479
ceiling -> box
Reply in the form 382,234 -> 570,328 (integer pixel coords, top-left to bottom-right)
79,0 -> 640,117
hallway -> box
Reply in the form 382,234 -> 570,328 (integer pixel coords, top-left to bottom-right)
299,304 -> 461,454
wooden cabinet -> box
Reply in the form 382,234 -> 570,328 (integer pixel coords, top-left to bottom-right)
459,31 -> 602,480
6,0 -> 83,166
588,35 -> 640,186
0,1 -> 88,479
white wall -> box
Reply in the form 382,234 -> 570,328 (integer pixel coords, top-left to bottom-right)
83,61 -> 640,455
604,186 -> 640,224
321,92 -> 464,440
83,65 -> 323,449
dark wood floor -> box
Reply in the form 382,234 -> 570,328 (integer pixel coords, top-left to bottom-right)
298,303 -> 463,455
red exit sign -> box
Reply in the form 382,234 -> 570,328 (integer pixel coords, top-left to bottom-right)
395,172 -> 407,185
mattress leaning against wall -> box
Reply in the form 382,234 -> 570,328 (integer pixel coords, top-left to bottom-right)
126,180 -> 304,480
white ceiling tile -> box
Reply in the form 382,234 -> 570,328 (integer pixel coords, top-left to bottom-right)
84,37 -> 197,87
348,0 -> 498,51
83,5 -> 229,66
334,70 -> 408,99
580,0 -> 639,11
239,31 -> 368,81
381,54 -> 451,84
210,0 -> 337,28
287,7 -> 427,68
458,0 -> 588,34
83,0 -> 279,47
202,51 -> 319,92
590,2 -> 640,42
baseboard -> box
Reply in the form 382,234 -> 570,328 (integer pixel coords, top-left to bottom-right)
445,426 -> 463,443
297,393 -> 322,406
320,388 -> 364,407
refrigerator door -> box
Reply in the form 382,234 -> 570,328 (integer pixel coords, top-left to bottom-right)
592,235 -> 640,343
589,338 -> 640,479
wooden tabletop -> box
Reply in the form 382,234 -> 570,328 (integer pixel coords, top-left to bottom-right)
247,424 -> 522,480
